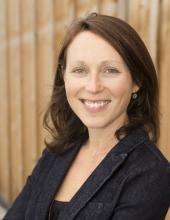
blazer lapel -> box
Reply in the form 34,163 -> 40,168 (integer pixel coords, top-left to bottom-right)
35,142 -> 81,220
58,151 -> 127,220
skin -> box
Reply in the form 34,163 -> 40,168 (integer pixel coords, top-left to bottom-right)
64,31 -> 138,155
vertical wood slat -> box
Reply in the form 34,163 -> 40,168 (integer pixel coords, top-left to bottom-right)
117,0 -> 129,20
128,0 -> 150,47
148,0 -> 160,66
0,0 -> 11,201
98,0 -> 117,16
159,0 -> 170,163
53,0 -> 76,64
7,0 -> 23,200
20,0 -> 38,180
36,0 -> 54,154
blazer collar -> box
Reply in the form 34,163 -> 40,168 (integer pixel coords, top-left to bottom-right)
36,127 -> 148,220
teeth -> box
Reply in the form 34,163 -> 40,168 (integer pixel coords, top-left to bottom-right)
83,100 -> 109,109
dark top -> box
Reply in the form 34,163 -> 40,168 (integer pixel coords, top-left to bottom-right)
49,200 -> 69,220
3,127 -> 170,220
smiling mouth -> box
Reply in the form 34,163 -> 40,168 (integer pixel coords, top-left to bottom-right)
80,99 -> 111,110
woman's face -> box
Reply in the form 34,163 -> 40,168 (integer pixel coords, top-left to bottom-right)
64,31 -> 138,130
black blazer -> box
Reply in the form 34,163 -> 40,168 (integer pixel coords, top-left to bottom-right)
4,128 -> 170,220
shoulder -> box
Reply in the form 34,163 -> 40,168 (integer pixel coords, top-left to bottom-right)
125,136 -> 170,189
28,148 -> 57,185
119,128 -> 170,185
118,127 -> 170,173
113,135 -> 170,219
132,138 -> 170,170
35,148 -> 56,170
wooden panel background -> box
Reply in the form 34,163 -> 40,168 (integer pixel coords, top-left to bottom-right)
0,0 -> 170,218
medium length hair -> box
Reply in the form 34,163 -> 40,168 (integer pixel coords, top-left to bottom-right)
43,13 -> 159,154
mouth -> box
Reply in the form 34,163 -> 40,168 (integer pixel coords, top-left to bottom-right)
80,99 -> 111,112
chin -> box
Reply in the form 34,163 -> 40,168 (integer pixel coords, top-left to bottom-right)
81,120 -> 110,130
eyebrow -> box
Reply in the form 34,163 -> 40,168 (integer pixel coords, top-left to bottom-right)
69,60 -> 122,66
70,61 -> 86,66
100,60 -> 121,66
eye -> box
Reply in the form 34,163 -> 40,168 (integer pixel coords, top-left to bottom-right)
103,66 -> 120,75
72,68 -> 85,73
71,67 -> 88,76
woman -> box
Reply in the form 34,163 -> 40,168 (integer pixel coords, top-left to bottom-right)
4,13 -> 170,220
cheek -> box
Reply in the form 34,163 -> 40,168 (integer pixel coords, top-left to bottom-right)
64,79 -> 78,99
64,73 -> 85,98
110,81 -> 133,98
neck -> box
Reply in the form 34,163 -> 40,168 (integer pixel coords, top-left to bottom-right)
85,114 -> 128,154
84,125 -> 120,156
82,113 -> 128,157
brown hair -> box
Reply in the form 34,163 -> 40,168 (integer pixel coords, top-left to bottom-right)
43,13 -> 159,154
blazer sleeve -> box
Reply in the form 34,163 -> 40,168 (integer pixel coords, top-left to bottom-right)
112,162 -> 170,220
3,148 -> 53,220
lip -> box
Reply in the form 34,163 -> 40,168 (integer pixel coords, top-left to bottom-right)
80,98 -> 111,102
80,99 -> 111,113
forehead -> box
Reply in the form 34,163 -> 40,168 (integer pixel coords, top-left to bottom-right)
66,31 -> 125,65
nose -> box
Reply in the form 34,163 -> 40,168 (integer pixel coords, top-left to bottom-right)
85,74 -> 104,93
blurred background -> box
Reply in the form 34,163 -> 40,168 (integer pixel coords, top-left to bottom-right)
0,0 -> 170,218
